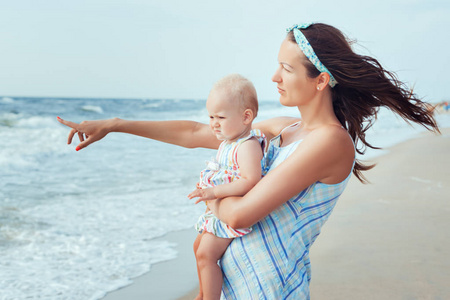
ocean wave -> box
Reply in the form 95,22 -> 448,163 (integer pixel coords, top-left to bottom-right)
0,112 -> 20,127
0,113 -> 61,129
16,115 -> 59,128
81,105 -> 104,114
0,116 -> 71,169
1,97 -> 14,103
0,190 -> 198,300
143,103 -> 161,108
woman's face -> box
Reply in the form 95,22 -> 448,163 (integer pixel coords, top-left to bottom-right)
272,38 -> 317,107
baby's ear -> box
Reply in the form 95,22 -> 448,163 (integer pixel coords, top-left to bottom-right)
243,109 -> 254,124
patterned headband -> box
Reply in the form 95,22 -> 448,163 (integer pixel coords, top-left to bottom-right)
286,23 -> 338,88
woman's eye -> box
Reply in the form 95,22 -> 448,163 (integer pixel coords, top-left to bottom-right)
280,63 -> 292,72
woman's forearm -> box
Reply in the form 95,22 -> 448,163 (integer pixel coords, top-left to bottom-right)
209,196 -> 258,229
209,197 -> 239,227
112,118 -> 220,149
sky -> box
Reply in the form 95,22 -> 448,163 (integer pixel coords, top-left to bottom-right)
1,0 -> 449,102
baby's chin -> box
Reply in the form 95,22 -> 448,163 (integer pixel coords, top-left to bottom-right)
215,134 -> 227,141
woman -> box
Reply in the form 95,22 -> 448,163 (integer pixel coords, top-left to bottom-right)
58,23 -> 438,299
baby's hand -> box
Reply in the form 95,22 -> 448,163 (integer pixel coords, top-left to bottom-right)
188,188 -> 216,204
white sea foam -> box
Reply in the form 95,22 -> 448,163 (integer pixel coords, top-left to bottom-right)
143,102 -> 161,108
0,166 -> 205,299
0,115 -> 70,169
1,96 -> 14,103
81,105 -> 104,114
0,190 -> 198,299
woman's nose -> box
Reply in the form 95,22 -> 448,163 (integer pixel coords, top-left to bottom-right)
272,68 -> 281,83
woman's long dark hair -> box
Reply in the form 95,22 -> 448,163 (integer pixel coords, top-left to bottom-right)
288,24 -> 439,183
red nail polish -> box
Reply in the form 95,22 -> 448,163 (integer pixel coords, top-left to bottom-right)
76,146 -> 80,151
57,116 -> 61,120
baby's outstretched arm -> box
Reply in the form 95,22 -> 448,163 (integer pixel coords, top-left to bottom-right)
189,138 -> 263,204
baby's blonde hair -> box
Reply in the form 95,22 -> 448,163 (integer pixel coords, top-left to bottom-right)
212,74 -> 258,118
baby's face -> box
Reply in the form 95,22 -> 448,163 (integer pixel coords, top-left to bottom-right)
206,89 -> 249,142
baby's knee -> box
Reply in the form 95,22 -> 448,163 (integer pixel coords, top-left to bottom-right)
195,245 -> 219,266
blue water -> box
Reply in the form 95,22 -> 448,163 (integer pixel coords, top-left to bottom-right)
1,96 -> 449,299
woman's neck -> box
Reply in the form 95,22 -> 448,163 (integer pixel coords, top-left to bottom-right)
297,90 -> 340,130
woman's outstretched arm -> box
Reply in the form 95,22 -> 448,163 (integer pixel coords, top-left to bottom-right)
57,117 -> 221,151
57,116 -> 300,151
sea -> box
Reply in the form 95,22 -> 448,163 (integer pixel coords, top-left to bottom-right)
1,96 -> 449,299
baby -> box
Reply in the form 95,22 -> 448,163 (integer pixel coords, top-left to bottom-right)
188,74 -> 266,300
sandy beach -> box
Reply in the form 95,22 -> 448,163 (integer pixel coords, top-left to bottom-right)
309,128 -> 450,299
102,128 -> 449,300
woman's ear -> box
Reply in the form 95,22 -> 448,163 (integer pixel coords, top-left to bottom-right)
316,72 -> 331,90
242,109 -> 254,125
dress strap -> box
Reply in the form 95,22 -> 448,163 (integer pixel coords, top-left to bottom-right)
279,121 -> 301,135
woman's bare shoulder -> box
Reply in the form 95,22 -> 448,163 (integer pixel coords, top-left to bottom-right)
304,125 -> 354,156
253,117 -> 301,141
300,125 -> 355,183
316,124 -> 353,144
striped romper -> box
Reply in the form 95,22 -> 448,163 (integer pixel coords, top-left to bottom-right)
195,129 -> 266,238
220,123 -> 354,299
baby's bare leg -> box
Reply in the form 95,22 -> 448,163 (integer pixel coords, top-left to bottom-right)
193,233 -> 204,300
196,233 -> 232,300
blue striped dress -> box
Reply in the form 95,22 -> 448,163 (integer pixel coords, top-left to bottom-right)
220,124 -> 353,299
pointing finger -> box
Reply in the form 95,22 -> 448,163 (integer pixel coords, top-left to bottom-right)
57,117 -> 80,130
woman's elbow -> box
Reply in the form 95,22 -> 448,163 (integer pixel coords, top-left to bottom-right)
227,215 -> 241,229
220,205 -> 240,229
218,197 -> 255,229
227,210 -> 253,229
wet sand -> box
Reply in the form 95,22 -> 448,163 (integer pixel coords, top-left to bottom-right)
102,229 -> 199,300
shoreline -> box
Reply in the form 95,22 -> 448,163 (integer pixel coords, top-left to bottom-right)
101,229 -> 199,300
102,128 -> 449,299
